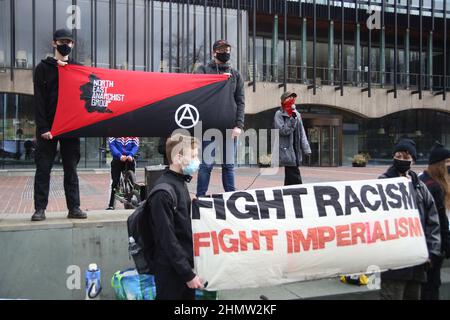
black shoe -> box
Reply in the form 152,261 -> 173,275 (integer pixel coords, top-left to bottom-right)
106,206 -> 115,210
67,207 -> 87,219
31,209 -> 46,221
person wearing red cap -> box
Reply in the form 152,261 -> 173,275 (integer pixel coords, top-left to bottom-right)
274,91 -> 311,185
419,142 -> 450,299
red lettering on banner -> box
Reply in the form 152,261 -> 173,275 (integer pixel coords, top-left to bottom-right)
292,228 -> 318,252
371,221 -> 386,243
409,217 -> 423,237
239,230 -> 260,251
317,226 -> 336,249
219,229 -> 239,253
211,231 -> 220,254
398,217 -> 409,237
193,232 -> 211,257
260,230 -> 278,251
286,231 -> 293,254
192,216 -> 424,257
336,224 -> 352,246
385,220 -> 399,241
351,223 -> 366,245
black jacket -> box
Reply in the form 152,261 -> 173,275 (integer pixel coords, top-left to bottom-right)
379,166 -> 441,282
420,171 -> 450,258
194,60 -> 245,129
33,57 -> 79,135
148,169 -> 195,282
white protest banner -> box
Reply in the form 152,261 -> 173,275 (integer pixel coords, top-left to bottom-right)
192,177 -> 428,291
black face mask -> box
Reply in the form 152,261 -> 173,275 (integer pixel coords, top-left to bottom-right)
393,158 -> 411,174
56,44 -> 72,56
216,52 -> 230,63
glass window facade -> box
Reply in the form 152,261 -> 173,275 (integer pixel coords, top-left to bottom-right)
0,0 -> 248,168
0,0 -> 11,69
1,0 -> 449,168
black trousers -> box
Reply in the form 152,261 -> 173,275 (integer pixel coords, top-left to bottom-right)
108,159 -> 136,207
422,256 -> 444,300
284,166 -> 303,186
33,136 -> 81,210
380,279 -> 422,300
154,263 -> 196,300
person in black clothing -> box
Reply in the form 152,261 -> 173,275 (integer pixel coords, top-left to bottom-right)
31,29 -> 87,221
148,134 -> 204,300
194,39 -> 245,197
378,139 -> 441,300
420,142 -> 450,300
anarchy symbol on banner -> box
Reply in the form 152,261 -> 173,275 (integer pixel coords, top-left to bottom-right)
175,104 -> 200,129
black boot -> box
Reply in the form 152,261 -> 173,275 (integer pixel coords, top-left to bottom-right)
68,207 -> 87,219
31,209 -> 46,221
106,190 -> 115,210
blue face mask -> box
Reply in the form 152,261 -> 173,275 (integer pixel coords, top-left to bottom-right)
182,158 -> 200,176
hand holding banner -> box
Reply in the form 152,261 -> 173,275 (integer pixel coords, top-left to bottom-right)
51,65 -> 236,137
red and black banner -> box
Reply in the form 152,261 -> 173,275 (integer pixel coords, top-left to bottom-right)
51,65 -> 236,137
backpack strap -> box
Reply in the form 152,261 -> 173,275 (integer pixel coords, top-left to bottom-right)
147,183 -> 178,210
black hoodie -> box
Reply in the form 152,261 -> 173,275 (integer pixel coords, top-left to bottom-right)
33,57 -> 78,135
194,60 -> 245,129
379,166 -> 441,282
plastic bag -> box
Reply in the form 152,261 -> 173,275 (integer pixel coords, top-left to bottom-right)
196,290 -> 218,300
111,268 -> 156,300
339,274 -> 369,286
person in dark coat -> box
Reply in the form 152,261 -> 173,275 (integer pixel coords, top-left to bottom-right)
194,39 -> 245,197
148,134 -> 204,299
419,142 -> 450,299
378,138 -> 441,300
31,29 -> 87,221
274,91 -> 311,185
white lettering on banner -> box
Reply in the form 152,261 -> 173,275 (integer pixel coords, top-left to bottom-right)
192,177 -> 428,291
90,79 -> 125,108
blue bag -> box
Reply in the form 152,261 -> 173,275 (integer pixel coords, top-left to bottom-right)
111,268 -> 156,300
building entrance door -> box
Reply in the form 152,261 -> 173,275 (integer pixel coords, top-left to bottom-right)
303,116 -> 342,166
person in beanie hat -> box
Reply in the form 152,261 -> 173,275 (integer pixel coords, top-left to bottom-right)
378,139 -> 441,300
274,91 -> 311,185
392,138 -> 417,161
419,142 -> 450,299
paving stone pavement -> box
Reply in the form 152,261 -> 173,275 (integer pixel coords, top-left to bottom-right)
0,165 -> 426,215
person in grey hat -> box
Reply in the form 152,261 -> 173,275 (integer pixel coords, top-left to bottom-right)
274,91 -> 311,185
419,142 -> 450,299
378,139 -> 441,300
31,29 -> 87,221
194,40 -> 245,197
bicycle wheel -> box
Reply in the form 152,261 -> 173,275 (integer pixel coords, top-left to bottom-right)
123,170 -> 136,209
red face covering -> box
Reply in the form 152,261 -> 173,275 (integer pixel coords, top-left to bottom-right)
282,98 -> 295,117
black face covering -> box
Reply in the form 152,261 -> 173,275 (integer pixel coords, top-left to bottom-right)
447,166 -> 450,175
393,158 -> 411,174
216,52 -> 230,63
56,44 -> 72,56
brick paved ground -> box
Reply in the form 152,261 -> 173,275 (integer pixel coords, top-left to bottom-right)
0,165 -> 426,215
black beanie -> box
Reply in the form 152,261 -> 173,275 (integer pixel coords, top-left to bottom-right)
428,142 -> 450,165
393,138 -> 417,161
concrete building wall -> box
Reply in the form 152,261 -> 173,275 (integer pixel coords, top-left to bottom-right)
0,212 -> 131,300
1,73 -> 449,118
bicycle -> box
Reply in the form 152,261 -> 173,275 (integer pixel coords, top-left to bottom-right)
115,158 -> 146,209
101,147 -> 145,210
